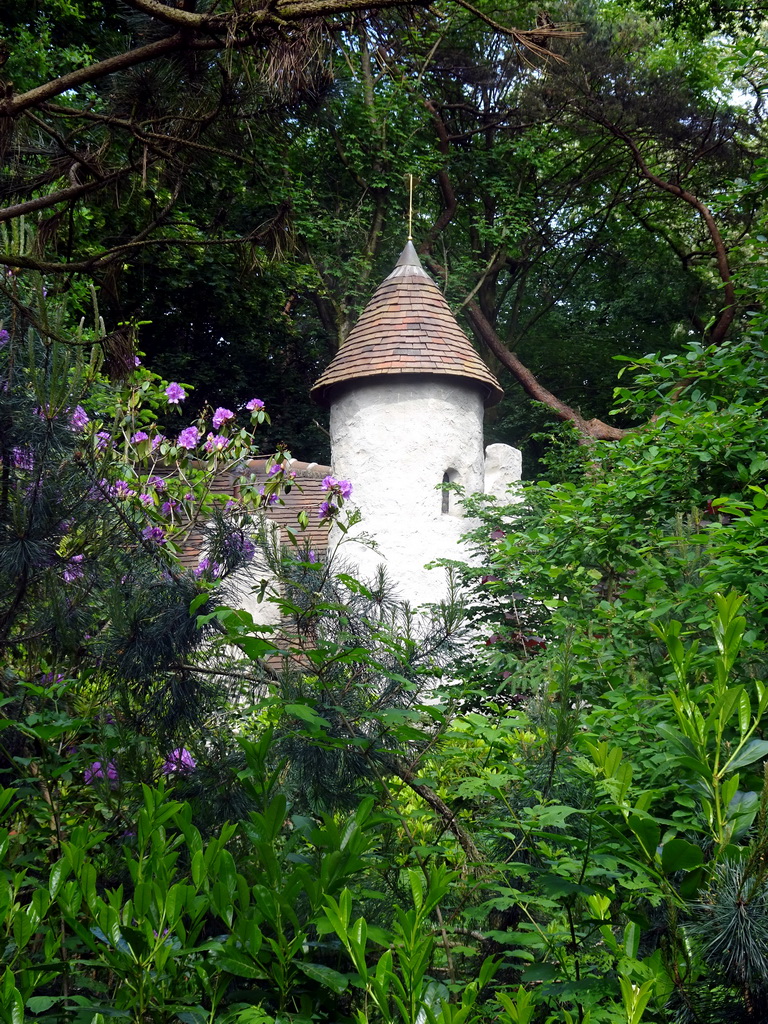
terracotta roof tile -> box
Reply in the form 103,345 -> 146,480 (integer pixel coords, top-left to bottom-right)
311,242 -> 503,407
175,460 -> 332,570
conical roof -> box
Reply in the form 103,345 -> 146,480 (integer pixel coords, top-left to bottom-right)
311,242 -> 503,407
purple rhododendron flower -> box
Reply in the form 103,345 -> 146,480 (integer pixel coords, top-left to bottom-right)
308,550 -> 317,563
321,475 -> 352,500
133,356 -> 141,367
151,434 -> 166,450
162,748 -> 196,774
63,554 -> 84,582
184,492 -> 194,501
70,406 -> 89,430
318,501 -> 338,520
161,499 -> 178,515
142,525 -> 166,544
12,447 -> 34,470
246,398 -> 264,411
204,433 -> 229,453
267,463 -> 282,476
131,430 -> 149,443
224,532 -> 256,561
258,486 -> 278,506
0,328 -> 9,345
147,475 -> 166,491
194,557 -> 222,579
165,382 -> 186,404
96,431 -> 111,451
177,426 -> 200,450
212,407 -> 234,429
85,761 -> 118,784
139,493 -> 154,507
113,480 -> 136,499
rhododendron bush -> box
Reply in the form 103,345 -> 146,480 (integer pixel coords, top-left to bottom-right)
6,271 -> 768,1023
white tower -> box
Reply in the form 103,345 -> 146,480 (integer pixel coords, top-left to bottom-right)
311,242 -> 506,606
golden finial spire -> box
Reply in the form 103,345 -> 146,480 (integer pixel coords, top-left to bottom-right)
407,173 -> 414,242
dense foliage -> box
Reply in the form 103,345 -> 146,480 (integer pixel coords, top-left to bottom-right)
4,1 -> 768,1022
4,267 -> 768,1022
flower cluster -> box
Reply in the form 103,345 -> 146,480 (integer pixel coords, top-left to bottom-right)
204,433 -> 230,453
212,407 -> 234,429
70,406 -> 89,431
10,447 -> 34,470
194,557 -> 222,579
162,748 -> 196,774
85,761 -> 119,785
224,531 -> 256,562
321,475 -> 353,499
63,554 -> 84,582
175,425 -> 199,449
165,382 -> 186,404
317,475 -> 352,519
113,480 -> 136,500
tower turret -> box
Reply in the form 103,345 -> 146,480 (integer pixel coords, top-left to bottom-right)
311,243 -> 506,605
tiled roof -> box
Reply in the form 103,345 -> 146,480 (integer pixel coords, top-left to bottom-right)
176,459 -> 331,570
311,242 -> 503,407
237,459 -> 332,553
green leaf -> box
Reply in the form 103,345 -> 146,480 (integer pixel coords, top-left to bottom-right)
679,865 -> 707,899
661,838 -> 704,874
538,874 -> 597,897
238,636 -> 278,661
283,703 -> 330,731
628,814 -> 661,860
176,1012 -> 208,1024
26,996 -> 61,1012
212,950 -> 266,979
623,921 -> 640,960
296,962 -> 349,993
726,739 -> 768,772
189,593 -> 209,615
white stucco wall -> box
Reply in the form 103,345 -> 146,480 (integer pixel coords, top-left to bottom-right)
329,378 -> 486,607
484,442 -> 522,501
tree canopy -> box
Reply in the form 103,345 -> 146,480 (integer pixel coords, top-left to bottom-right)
3,0 -> 766,455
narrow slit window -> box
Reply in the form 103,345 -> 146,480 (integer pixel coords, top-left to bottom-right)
441,472 -> 451,514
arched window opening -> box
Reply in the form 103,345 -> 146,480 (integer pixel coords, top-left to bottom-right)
441,469 -> 460,515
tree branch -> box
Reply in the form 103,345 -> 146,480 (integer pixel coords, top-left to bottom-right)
462,296 -> 626,440
589,115 -> 736,346
0,165 -> 141,225
3,33 -> 188,117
